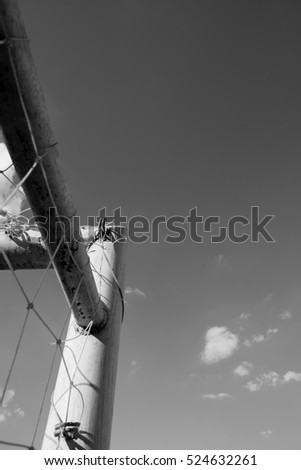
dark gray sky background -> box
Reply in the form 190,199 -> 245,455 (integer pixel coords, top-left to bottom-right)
1,0 -> 301,450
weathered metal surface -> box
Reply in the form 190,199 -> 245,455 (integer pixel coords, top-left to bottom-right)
0,0 -> 105,327
0,226 -> 103,270
42,230 -> 127,450
0,230 -> 50,269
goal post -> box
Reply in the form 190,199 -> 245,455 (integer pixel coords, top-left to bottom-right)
0,0 -> 128,449
41,229 -> 127,450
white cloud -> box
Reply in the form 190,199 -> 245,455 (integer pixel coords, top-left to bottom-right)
251,334 -> 265,344
0,388 -> 15,407
244,370 -> 301,392
200,326 -> 239,365
234,362 -> 253,377
0,143 -> 24,217
201,393 -> 232,400
124,286 -> 146,298
245,372 -> 280,391
283,371 -> 301,383
259,430 -> 272,439
267,328 -> 278,336
245,382 -> 261,392
279,311 -> 292,320
0,388 -> 24,423
253,329 -> 278,343
13,407 -> 25,417
244,328 -> 278,347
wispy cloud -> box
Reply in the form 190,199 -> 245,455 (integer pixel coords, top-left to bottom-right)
0,388 -> 25,423
201,393 -> 232,400
237,313 -> 251,332
244,370 -> 301,392
244,372 -> 280,391
200,326 -> 239,365
279,311 -> 292,320
252,329 -> 278,343
233,362 -> 253,377
239,313 -> 251,320
259,430 -> 272,439
129,360 -> 140,376
124,286 -> 146,298
266,328 -> 278,337
243,328 -> 278,347
264,293 -> 274,302
13,407 -> 25,417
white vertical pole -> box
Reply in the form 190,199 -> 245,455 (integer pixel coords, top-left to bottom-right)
42,232 -> 127,450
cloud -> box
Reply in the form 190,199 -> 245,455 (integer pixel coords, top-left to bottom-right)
200,326 -> 239,365
233,362 -> 253,377
124,286 -> 146,298
283,371 -> 301,383
0,388 -> 24,423
264,293 -> 274,302
0,143 -> 24,217
259,430 -> 272,439
239,313 -> 251,320
267,328 -> 278,336
1,388 -> 15,407
244,370 -> 301,392
129,360 -> 140,376
245,382 -> 261,392
13,407 -> 25,417
201,393 -> 232,400
244,372 -> 280,391
251,334 -> 265,344
253,329 -> 278,343
237,314 -> 251,333
244,328 -> 278,347
279,311 -> 292,320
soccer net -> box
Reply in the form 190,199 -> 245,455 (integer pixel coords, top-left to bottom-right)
0,0 -> 126,450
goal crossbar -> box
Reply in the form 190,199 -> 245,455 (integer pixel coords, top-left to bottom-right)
0,0 -> 106,328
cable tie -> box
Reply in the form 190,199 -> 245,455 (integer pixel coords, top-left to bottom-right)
54,422 -> 81,441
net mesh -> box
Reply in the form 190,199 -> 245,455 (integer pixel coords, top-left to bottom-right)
0,7 -> 125,450
0,142 -> 125,450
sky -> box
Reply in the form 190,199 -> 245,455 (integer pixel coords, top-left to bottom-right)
1,0 -> 301,450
